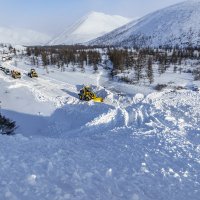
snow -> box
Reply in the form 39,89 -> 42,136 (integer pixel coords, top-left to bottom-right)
0,46 -> 200,199
90,0 -> 200,47
48,11 -> 131,45
0,27 -> 51,46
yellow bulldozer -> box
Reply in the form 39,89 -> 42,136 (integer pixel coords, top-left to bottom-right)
78,86 -> 103,103
28,69 -> 38,78
11,70 -> 21,79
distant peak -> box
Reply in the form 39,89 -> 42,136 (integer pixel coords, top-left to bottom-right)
88,11 -> 101,15
85,11 -> 130,21
48,11 -> 131,45
86,11 -> 106,17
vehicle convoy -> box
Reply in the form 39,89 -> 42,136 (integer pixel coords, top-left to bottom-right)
28,69 -> 38,78
78,86 -> 103,102
11,70 -> 21,79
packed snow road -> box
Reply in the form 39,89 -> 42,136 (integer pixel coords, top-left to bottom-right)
0,60 -> 200,200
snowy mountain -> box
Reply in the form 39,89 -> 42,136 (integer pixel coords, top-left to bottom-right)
89,0 -> 200,47
0,27 -> 51,46
48,11 -> 131,45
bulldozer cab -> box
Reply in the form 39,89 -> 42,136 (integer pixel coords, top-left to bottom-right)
28,68 -> 38,78
84,86 -> 91,93
11,70 -> 21,79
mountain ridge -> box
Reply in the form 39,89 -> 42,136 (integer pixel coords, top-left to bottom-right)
0,27 -> 51,46
89,0 -> 200,47
48,11 -> 131,45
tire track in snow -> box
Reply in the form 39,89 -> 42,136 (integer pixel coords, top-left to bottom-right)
1,62 -> 78,108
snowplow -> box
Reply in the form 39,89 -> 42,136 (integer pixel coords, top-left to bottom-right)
11,70 -> 21,79
78,86 -> 103,103
28,69 -> 38,78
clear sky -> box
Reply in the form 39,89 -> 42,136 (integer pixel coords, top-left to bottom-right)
0,0 -> 185,36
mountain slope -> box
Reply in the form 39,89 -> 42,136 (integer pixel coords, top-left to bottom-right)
89,0 -> 200,47
0,27 -> 51,46
48,11 -> 131,45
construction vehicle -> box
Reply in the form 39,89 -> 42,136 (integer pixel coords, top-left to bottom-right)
4,68 -> 11,75
0,66 -> 5,71
2,56 -> 12,62
28,69 -> 38,78
78,86 -> 103,103
11,70 -> 21,79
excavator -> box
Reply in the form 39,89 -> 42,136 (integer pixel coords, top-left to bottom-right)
28,69 -> 38,78
78,86 -> 103,103
11,70 -> 21,79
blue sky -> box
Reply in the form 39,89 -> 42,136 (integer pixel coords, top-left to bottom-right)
0,0 -> 184,35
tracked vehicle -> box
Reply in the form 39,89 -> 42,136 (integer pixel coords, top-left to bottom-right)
78,86 -> 103,103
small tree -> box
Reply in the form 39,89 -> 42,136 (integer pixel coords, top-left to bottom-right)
193,68 -> 200,80
93,64 -> 98,73
0,114 -> 16,135
26,47 -> 31,56
146,57 -> 154,84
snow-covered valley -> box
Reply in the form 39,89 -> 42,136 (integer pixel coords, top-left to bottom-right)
0,46 -> 200,200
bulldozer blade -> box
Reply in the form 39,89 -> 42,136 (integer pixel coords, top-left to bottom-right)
93,97 -> 104,103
